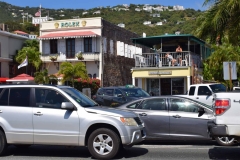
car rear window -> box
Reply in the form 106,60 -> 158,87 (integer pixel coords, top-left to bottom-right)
121,88 -> 150,97
209,84 -> 226,93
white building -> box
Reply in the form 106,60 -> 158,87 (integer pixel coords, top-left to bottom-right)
0,30 -> 30,79
156,22 -> 163,26
38,17 -> 143,85
135,8 -> 142,12
173,5 -> 185,11
93,10 -> 101,14
118,23 -> 125,28
143,21 -> 151,25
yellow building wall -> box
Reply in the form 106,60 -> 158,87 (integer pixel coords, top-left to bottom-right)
132,67 -> 191,78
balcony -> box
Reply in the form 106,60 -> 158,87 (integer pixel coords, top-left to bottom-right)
41,52 -> 100,62
134,52 -> 202,68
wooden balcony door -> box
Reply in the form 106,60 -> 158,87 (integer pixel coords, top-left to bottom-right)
66,38 -> 75,58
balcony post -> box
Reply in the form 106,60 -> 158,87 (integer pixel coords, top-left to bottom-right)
132,77 -> 135,86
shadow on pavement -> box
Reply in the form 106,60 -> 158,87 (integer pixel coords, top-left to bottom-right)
139,140 -> 217,146
4,145 -> 148,159
208,147 -> 240,159
115,147 -> 148,159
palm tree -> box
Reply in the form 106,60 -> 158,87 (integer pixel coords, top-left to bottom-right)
34,69 -> 49,84
15,46 -> 42,70
195,0 -> 240,45
58,62 -> 88,87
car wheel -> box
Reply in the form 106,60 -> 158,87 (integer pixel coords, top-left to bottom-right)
215,136 -> 236,146
0,130 -> 7,155
88,128 -> 120,160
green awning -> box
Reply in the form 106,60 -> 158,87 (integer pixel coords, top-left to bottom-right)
131,34 -> 206,48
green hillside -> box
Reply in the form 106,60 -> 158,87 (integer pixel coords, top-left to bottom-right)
0,2 -> 202,36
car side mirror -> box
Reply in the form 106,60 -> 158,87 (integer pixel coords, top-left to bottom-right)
198,107 -> 205,117
61,102 -> 75,110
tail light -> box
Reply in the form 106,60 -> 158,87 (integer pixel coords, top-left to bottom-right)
214,99 -> 230,115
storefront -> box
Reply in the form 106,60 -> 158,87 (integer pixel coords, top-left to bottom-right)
132,67 -> 192,96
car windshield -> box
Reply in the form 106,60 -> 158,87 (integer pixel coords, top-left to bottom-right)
209,84 -> 226,93
121,88 -> 150,97
61,88 -> 98,108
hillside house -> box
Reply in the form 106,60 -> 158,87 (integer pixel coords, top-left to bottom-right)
143,21 -> 151,25
156,22 -> 163,26
135,8 -> 141,12
151,13 -> 160,17
82,11 -> 88,15
93,10 -> 101,14
173,5 -> 185,10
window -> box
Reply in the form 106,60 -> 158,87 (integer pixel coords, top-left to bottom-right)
66,38 -> 75,58
104,89 -> 114,96
9,88 -> 30,107
97,88 -> 104,96
50,39 -> 58,54
88,74 -> 92,78
84,37 -> 92,52
0,89 -> 9,105
35,88 -> 69,109
126,101 -> 142,109
189,87 -> 195,96
114,89 -> 122,97
198,86 -> 211,96
170,98 -> 199,113
138,98 -> 166,110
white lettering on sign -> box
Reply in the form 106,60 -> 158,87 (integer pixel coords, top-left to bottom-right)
148,71 -> 172,75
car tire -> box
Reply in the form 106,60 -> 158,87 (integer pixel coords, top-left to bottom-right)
215,136 -> 236,146
0,130 -> 7,156
88,128 -> 120,160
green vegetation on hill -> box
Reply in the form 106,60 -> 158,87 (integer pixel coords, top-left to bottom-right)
0,2 -> 202,36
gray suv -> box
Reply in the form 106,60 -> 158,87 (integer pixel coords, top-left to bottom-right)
0,85 -> 145,159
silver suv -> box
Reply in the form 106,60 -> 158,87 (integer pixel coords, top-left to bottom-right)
0,85 -> 145,159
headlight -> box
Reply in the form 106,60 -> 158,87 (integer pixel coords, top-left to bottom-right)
120,117 -> 138,126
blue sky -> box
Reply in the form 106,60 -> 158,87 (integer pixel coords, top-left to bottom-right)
4,0 -> 207,10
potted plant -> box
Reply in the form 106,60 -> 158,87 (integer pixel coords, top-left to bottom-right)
76,52 -> 84,60
49,55 -> 58,62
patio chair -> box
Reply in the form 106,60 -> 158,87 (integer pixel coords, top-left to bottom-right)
181,54 -> 189,66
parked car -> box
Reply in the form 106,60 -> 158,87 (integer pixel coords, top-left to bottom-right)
93,85 -> 150,107
176,83 -> 226,106
0,84 -> 145,159
208,92 -> 240,141
117,96 -> 236,146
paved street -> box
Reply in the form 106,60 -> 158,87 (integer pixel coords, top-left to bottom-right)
1,141 -> 240,160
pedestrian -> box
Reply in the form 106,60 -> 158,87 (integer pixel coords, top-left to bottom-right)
165,52 -> 176,66
176,45 -> 182,66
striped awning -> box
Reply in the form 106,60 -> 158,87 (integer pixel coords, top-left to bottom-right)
38,31 -> 98,40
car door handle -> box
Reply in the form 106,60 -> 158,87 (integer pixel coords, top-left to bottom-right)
139,113 -> 147,116
34,112 -> 43,116
196,97 -> 199,99
172,115 -> 181,118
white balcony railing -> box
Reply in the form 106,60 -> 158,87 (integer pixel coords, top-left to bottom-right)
135,52 -> 202,68
41,52 -> 100,62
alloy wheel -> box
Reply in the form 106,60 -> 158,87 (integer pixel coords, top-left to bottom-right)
93,134 -> 113,155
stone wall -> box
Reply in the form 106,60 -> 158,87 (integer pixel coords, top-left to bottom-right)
102,20 -> 147,87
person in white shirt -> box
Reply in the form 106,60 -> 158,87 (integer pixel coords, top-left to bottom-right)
165,52 -> 177,66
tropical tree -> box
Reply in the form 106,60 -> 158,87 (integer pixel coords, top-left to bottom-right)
203,43 -> 240,89
34,69 -> 49,84
58,62 -> 88,87
195,0 -> 240,45
15,46 -> 42,70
